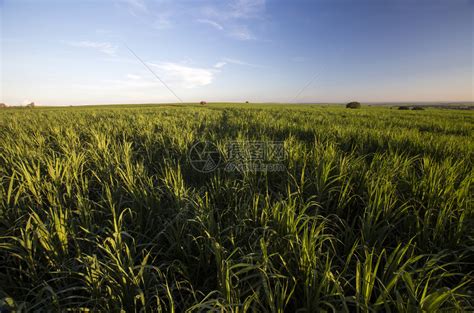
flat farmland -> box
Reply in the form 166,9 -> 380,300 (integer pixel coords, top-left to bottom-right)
0,104 -> 473,311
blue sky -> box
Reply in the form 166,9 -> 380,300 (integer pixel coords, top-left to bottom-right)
1,0 -> 472,105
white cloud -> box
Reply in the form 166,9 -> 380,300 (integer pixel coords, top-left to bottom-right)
73,65 -> 215,103
118,0 -> 174,29
213,57 -> 261,69
196,19 -> 224,31
221,57 -> 261,68
231,0 -> 266,19
229,26 -> 255,40
66,41 -> 118,56
214,61 -> 227,68
149,62 -> 216,88
202,0 -> 266,20
198,0 -> 266,41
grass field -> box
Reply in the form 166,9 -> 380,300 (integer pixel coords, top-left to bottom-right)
0,104 -> 473,312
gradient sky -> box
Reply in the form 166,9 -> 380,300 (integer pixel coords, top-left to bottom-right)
1,0 -> 473,105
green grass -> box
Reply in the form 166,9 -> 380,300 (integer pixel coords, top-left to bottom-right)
0,103 -> 473,312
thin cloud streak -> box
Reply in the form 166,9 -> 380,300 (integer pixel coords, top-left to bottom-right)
229,26 -> 256,40
196,19 -> 224,30
221,57 -> 262,68
214,61 -> 227,68
198,0 -> 266,40
65,41 -> 118,56
213,58 -> 261,69
118,0 -> 173,29
230,0 -> 266,19
118,0 -> 266,41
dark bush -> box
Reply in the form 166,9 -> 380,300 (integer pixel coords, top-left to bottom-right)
346,101 -> 361,109
398,106 -> 410,110
200,101 -> 207,105
412,106 -> 425,111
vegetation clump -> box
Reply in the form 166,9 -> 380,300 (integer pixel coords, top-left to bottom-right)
346,101 -> 361,108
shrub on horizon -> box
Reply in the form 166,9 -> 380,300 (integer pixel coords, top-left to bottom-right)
346,101 -> 361,109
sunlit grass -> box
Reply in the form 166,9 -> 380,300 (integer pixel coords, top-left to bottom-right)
0,104 -> 473,311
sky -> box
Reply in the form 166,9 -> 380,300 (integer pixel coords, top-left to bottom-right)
0,0 -> 473,105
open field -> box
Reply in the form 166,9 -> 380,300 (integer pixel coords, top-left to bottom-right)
0,104 -> 473,312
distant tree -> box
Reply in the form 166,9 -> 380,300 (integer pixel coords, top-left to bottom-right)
346,101 -> 361,109
200,101 -> 206,105
26,102 -> 35,108
398,106 -> 410,110
412,106 -> 425,111
245,101 -> 249,103
0,103 -> 6,108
